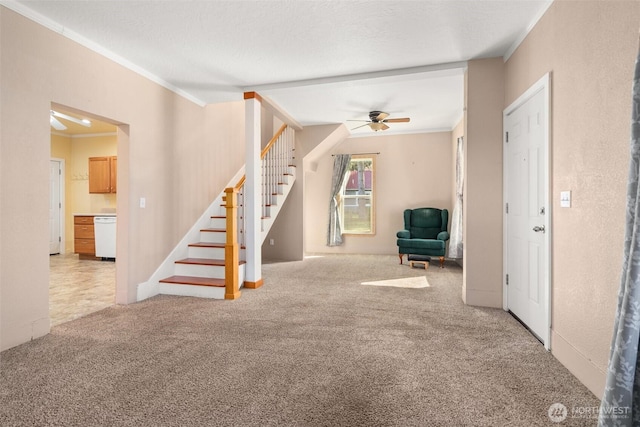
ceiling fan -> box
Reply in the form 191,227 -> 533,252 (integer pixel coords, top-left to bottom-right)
50,110 -> 92,131
349,110 -> 410,132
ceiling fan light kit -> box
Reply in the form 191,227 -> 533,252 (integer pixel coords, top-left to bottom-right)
349,110 -> 411,132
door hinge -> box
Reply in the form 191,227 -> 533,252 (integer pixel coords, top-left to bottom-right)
59,169 -> 62,175
505,131 -> 509,143
59,236 -> 61,242
505,202 -> 509,214
59,202 -> 62,208
506,274 -> 509,285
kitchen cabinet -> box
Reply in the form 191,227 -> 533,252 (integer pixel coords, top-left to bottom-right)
74,215 -> 96,257
89,156 -> 117,193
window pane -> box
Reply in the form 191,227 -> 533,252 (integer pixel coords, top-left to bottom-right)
340,156 -> 374,234
343,195 -> 372,233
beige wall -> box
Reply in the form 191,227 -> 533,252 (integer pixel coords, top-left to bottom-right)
504,1 -> 640,396
463,58 -> 505,308
305,132 -> 453,255
0,7 -> 244,350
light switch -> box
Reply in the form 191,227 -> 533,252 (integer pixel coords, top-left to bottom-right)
140,197 -> 146,208
560,191 -> 571,208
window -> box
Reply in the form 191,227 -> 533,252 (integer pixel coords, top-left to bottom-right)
340,156 -> 375,234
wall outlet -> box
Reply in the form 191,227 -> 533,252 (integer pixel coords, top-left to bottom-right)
140,197 -> 146,208
560,191 -> 571,208
269,239 -> 275,246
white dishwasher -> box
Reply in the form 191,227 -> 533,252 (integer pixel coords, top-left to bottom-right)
94,216 -> 116,259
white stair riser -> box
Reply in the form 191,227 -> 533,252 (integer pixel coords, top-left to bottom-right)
174,263 -> 225,278
209,217 -> 226,228
188,246 -> 225,259
159,283 -> 226,299
188,246 -> 246,259
200,231 -> 226,244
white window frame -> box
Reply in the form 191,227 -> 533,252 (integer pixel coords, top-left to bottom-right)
339,155 -> 376,235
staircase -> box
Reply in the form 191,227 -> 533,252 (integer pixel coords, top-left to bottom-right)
157,214 -> 247,299
140,124 -> 296,300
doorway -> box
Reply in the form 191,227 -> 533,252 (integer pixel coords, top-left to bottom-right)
50,159 -> 64,255
503,73 -> 551,349
49,105 -> 119,325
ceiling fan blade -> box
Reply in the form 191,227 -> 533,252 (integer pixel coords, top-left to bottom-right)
350,123 -> 370,131
374,111 -> 389,121
51,110 -> 92,127
50,116 -> 67,131
346,120 -> 371,122
383,117 -> 410,123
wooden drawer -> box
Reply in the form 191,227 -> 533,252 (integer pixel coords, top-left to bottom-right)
74,224 -> 94,239
74,239 -> 95,254
74,216 -> 94,225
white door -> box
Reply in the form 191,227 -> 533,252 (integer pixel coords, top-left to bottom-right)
504,75 -> 550,347
49,160 -> 62,255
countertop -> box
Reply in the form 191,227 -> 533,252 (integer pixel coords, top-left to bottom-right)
73,213 -> 117,217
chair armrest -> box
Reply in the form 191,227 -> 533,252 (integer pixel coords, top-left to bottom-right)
397,230 -> 410,239
437,231 -> 450,241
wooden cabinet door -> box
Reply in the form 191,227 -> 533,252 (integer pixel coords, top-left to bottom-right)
89,156 -> 117,193
89,157 -> 111,193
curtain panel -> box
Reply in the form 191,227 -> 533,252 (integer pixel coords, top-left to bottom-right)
326,154 -> 351,246
449,136 -> 464,259
599,42 -> 640,427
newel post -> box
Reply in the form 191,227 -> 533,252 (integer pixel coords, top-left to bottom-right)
224,187 -> 241,300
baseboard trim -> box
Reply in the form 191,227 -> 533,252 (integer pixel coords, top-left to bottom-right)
551,330 -> 605,398
244,279 -> 263,289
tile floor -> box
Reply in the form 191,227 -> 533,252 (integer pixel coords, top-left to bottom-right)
49,253 -> 116,326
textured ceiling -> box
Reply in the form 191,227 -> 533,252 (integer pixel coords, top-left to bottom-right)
6,0 -> 553,135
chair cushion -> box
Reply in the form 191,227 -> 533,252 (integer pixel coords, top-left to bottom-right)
397,238 -> 445,250
408,209 -> 443,239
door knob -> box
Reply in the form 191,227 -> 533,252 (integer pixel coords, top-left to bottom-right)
533,225 -> 545,233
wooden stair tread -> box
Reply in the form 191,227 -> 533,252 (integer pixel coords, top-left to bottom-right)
188,242 -> 246,249
159,276 -> 225,287
175,257 -> 246,266
201,228 -> 225,232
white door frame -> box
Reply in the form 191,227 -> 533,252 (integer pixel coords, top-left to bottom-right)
50,157 -> 66,255
502,72 -> 552,350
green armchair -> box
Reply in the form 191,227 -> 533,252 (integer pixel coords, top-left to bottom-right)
396,207 -> 449,268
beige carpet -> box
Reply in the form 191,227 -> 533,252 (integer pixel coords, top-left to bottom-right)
0,254 -> 599,426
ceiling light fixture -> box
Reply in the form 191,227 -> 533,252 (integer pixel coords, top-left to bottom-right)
50,110 -> 92,130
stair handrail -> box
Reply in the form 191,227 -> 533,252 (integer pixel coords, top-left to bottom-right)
261,124 -> 288,159
224,124 -> 295,295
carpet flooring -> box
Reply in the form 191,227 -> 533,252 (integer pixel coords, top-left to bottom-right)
0,254 -> 599,426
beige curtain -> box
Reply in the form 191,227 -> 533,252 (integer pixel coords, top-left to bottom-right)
327,154 -> 351,246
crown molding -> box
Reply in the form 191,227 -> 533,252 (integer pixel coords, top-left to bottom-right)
503,0 -> 554,61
